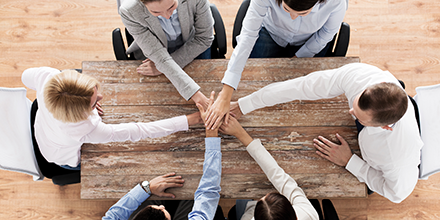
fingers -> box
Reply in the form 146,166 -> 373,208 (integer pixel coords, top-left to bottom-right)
196,103 -> 205,115
336,133 -> 348,145
224,112 -> 230,124
162,172 -> 177,178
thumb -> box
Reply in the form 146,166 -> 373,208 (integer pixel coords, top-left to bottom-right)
196,103 -> 205,114
336,133 -> 347,145
160,192 -> 176,198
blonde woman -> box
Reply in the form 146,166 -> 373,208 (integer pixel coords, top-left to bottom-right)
22,67 -> 201,170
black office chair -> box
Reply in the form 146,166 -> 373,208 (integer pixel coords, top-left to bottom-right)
112,3 -> 227,60
30,100 -> 80,186
232,0 -> 350,57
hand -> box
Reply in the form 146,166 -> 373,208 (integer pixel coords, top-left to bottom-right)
96,102 -> 104,116
191,91 -> 209,110
149,172 -> 185,198
229,102 -> 243,120
137,59 -> 163,76
219,116 -> 253,146
186,112 -> 202,126
314,133 -> 353,167
196,91 -> 215,125
205,86 -> 234,130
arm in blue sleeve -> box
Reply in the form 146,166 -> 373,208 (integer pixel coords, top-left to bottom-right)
102,184 -> 150,220
188,137 -> 222,220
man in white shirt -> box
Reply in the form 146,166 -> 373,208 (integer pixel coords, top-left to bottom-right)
230,63 -> 423,203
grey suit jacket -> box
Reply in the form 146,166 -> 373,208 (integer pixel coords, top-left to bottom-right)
120,0 -> 214,100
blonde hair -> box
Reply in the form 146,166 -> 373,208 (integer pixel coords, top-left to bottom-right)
44,70 -> 100,123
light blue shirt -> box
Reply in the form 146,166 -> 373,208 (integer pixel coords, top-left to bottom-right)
222,0 -> 347,89
158,9 -> 184,53
102,137 -> 222,220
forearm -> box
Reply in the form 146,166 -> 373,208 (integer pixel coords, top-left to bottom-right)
102,185 -> 150,220
83,115 -> 188,143
189,137 -> 222,219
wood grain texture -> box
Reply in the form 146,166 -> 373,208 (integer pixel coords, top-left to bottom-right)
1,0 -> 440,218
80,58 -> 363,200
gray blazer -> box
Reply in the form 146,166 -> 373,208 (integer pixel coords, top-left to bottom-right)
120,0 -> 214,100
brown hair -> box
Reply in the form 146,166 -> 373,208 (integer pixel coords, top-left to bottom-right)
133,205 -> 167,220
358,82 -> 408,125
275,0 -> 326,11
44,69 -> 100,123
254,192 -> 297,220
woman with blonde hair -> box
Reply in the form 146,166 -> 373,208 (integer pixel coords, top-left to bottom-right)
23,67 -> 201,171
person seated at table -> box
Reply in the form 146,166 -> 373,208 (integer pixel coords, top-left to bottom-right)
204,0 -> 347,129
102,91 -> 223,220
228,63 -> 423,203
22,67 -> 202,171
219,116 -> 319,220
119,0 -> 214,107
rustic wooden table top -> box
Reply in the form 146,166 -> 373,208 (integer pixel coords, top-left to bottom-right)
80,57 -> 366,200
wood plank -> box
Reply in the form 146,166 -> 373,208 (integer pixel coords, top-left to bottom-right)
81,57 -> 361,84
95,103 -> 355,127
98,83 -> 349,105
81,173 -> 366,200
81,150 -> 357,176
81,126 -> 359,152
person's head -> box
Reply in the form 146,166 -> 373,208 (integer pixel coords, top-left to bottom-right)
132,205 -> 171,220
44,69 -> 102,123
275,0 -> 326,20
254,192 -> 297,220
141,0 -> 178,19
349,82 -> 408,128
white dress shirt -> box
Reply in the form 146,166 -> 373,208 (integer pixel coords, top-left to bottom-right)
238,63 -> 423,203
246,139 -> 319,220
22,67 -> 189,167
222,0 -> 346,89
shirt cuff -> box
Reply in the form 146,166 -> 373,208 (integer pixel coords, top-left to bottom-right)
205,137 -> 221,151
131,184 -> 151,203
237,96 -> 255,115
345,154 -> 365,177
221,71 -> 240,90
175,115 -> 189,131
295,45 -> 316,58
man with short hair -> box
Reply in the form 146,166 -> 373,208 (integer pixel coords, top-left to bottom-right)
230,63 -> 423,203
103,92 -> 222,220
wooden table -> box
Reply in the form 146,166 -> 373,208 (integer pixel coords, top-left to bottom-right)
80,57 -> 366,200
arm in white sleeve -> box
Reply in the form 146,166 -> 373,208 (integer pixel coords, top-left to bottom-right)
221,0 -> 268,89
82,115 -> 188,143
346,154 -> 419,203
237,66 -> 349,115
296,0 -> 346,57
246,139 -> 319,220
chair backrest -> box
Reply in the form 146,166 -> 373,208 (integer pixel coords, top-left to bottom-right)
0,87 -> 43,181
210,3 -> 227,59
414,83 -> 440,179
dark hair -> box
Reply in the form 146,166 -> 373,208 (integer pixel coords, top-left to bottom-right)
358,82 -> 408,125
132,205 -> 167,220
275,0 -> 326,11
254,192 -> 297,220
